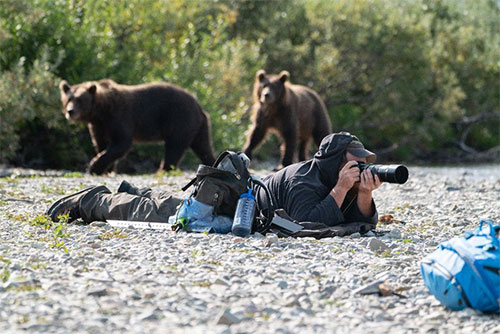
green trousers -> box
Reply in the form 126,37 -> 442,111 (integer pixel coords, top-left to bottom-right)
79,183 -> 182,223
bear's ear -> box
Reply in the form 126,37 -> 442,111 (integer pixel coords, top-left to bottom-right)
256,70 -> 266,82
279,71 -> 290,83
88,84 -> 97,95
59,80 -> 71,94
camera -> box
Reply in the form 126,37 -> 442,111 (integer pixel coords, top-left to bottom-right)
356,162 -> 409,184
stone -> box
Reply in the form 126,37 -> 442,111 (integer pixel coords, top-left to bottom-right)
368,238 -> 390,252
87,287 -> 108,297
363,231 -> 376,237
278,280 -> 288,289
387,229 -> 402,239
263,234 -> 280,247
215,309 -> 240,325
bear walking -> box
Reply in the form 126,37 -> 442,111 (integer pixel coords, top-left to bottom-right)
243,70 -> 332,168
59,79 -> 216,174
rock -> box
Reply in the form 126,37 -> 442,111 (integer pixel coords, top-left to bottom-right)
363,231 -> 376,237
252,232 -> 266,240
215,309 -> 240,325
138,310 -> 161,321
387,229 -> 402,239
214,278 -> 230,286
87,287 -> 108,297
90,221 -> 107,227
278,280 -> 288,289
350,232 -> 361,238
263,234 -> 279,247
368,238 -> 390,252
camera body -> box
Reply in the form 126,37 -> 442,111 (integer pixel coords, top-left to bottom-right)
357,162 -> 409,184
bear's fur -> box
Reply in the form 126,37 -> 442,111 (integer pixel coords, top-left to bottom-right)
243,70 -> 332,168
59,79 -> 216,174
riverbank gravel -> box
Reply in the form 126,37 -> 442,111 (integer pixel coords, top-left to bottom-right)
0,164 -> 499,333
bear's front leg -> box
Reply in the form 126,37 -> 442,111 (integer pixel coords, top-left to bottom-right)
88,140 -> 132,175
243,122 -> 268,160
281,127 -> 298,167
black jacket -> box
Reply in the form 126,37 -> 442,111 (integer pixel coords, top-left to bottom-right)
257,132 -> 378,226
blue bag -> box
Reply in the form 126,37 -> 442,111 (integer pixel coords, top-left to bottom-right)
420,219 -> 500,313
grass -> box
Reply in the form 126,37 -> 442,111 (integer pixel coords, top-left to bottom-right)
40,184 -> 67,195
374,249 -> 393,258
0,177 -> 19,184
192,280 -> 212,287
99,229 -> 127,240
63,172 -> 83,178
394,203 -> 412,210
1,268 -> 10,282
27,214 -> 70,252
155,168 -> 184,178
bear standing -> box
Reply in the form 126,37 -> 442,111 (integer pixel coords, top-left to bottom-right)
59,79 -> 216,174
243,70 -> 332,168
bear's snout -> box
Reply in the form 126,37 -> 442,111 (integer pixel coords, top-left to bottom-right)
64,102 -> 79,121
260,87 -> 274,104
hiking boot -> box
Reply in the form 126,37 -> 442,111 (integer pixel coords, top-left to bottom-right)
46,185 -> 111,223
117,180 -> 152,198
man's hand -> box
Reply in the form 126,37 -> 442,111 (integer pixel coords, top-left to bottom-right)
336,161 -> 360,191
358,169 -> 382,194
330,161 -> 360,207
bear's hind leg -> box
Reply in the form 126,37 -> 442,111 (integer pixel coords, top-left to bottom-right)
190,116 -> 216,166
159,137 -> 191,172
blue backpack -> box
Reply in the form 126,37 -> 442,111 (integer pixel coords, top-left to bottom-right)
420,220 -> 500,313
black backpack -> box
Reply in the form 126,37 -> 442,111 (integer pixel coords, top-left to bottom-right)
182,151 -> 275,233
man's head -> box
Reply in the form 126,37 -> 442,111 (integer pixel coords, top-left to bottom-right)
345,140 -> 376,164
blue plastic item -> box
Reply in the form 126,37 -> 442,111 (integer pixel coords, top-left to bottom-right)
420,219 -> 500,313
186,215 -> 233,234
232,189 -> 256,237
169,197 -> 233,234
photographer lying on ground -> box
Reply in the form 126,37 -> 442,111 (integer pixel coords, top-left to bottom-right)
256,132 -> 381,227
46,132 -> 382,231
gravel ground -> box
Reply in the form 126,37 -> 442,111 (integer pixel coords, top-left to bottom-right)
0,164 -> 499,334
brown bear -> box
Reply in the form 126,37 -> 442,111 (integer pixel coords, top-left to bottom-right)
243,70 -> 332,168
59,79 -> 216,174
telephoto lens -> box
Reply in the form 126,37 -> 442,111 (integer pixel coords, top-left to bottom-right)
357,162 -> 409,184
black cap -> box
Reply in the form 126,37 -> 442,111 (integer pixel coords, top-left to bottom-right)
346,140 -> 376,163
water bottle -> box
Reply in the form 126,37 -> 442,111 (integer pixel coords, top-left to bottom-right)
232,189 -> 256,237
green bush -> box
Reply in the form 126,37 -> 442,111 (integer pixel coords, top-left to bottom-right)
0,0 -> 498,170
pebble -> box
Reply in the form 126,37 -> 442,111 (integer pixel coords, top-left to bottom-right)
368,238 -> 390,252
0,165 -> 498,333
215,308 -> 240,325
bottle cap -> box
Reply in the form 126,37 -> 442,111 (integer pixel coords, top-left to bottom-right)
240,188 -> 254,200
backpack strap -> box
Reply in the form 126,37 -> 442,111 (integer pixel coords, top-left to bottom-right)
181,164 -> 236,192
478,220 -> 500,249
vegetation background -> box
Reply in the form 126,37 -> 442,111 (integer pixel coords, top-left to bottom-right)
0,0 -> 498,172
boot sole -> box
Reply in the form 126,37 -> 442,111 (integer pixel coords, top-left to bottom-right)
46,185 -> 109,222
